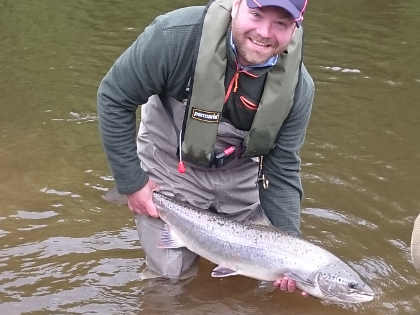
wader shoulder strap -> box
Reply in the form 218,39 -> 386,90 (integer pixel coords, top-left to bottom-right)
181,0 -> 233,165
180,0 -> 218,145
243,27 -> 303,156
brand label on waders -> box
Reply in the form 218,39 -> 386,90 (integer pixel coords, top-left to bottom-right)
191,107 -> 221,123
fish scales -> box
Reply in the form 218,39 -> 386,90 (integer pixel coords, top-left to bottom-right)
155,193 -> 329,271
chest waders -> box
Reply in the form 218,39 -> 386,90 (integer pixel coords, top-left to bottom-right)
181,0 -> 303,167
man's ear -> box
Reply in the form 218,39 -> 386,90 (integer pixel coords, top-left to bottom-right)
231,0 -> 241,18
292,25 -> 297,36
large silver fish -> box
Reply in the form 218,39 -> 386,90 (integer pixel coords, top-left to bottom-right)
153,192 -> 375,304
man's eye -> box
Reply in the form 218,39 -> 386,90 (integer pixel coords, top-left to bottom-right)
276,21 -> 293,28
250,10 -> 260,18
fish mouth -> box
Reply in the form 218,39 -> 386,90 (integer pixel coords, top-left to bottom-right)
356,285 -> 375,303
340,291 -> 375,304
352,291 -> 375,303
319,287 -> 375,304
324,293 -> 374,304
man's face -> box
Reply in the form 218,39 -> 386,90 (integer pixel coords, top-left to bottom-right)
231,0 -> 297,66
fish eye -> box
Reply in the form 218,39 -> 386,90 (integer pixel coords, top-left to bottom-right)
348,282 -> 358,289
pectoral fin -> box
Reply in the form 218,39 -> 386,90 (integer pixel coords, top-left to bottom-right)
211,266 -> 239,277
158,224 -> 185,249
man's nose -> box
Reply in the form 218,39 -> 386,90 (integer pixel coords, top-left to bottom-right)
255,21 -> 272,38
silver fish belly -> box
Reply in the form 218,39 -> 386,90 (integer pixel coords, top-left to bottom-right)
152,192 -> 374,304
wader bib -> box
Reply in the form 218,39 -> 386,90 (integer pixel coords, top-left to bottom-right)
135,0 -> 303,279
137,96 -> 267,279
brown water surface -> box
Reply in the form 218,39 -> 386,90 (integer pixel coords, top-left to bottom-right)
1,0 -> 420,314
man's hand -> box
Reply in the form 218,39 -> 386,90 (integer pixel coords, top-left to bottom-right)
274,277 -> 308,296
127,179 -> 159,217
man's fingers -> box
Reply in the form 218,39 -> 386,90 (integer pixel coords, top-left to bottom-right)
273,277 -> 299,293
287,278 -> 296,292
128,198 -> 159,218
151,182 -> 159,191
127,199 -> 134,212
280,278 -> 288,291
127,199 -> 145,215
273,277 -> 288,291
149,204 -> 159,218
273,277 -> 308,296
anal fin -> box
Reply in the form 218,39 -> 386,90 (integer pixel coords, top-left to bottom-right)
211,265 -> 239,278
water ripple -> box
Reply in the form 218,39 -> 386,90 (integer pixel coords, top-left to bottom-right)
0,228 -> 139,260
303,207 -> 378,230
40,187 -> 80,198
50,111 -> 97,124
10,210 -> 58,220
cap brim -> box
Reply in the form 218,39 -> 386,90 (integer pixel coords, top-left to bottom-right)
246,0 -> 303,25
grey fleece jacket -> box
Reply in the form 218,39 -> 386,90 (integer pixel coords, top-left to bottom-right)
97,6 -> 315,234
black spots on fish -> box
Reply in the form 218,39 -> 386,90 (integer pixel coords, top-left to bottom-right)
320,271 -> 359,291
336,277 -> 345,285
324,273 -> 343,284
206,216 -> 223,226
320,271 -> 329,279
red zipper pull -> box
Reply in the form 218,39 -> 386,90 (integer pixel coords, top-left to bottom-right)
178,161 -> 186,173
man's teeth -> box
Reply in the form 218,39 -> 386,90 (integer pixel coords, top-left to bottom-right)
251,39 -> 269,47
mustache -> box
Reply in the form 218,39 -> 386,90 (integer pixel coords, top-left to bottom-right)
248,32 -> 276,46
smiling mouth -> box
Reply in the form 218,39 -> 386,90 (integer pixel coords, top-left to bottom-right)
249,38 -> 271,48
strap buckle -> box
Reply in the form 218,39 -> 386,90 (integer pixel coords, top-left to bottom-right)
256,156 -> 269,189
210,146 -> 236,168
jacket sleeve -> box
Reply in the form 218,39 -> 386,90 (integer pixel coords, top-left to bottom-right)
97,17 -> 172,194
259,64 -> 315,236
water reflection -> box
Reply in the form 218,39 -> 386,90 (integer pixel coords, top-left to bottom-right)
303,207 -> 378,229
0,227 -> 143,314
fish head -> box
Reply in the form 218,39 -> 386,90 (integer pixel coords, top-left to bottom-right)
314,262 -> 375,304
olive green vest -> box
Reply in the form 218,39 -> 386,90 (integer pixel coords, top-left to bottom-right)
182,0 -> 303,166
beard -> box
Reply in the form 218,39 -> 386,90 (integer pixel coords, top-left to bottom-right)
232,30 -> 281,66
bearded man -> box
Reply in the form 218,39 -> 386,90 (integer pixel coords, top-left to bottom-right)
98,0 -> 314,293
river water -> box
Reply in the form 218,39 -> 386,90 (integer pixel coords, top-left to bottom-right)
1,0 -> 419,314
